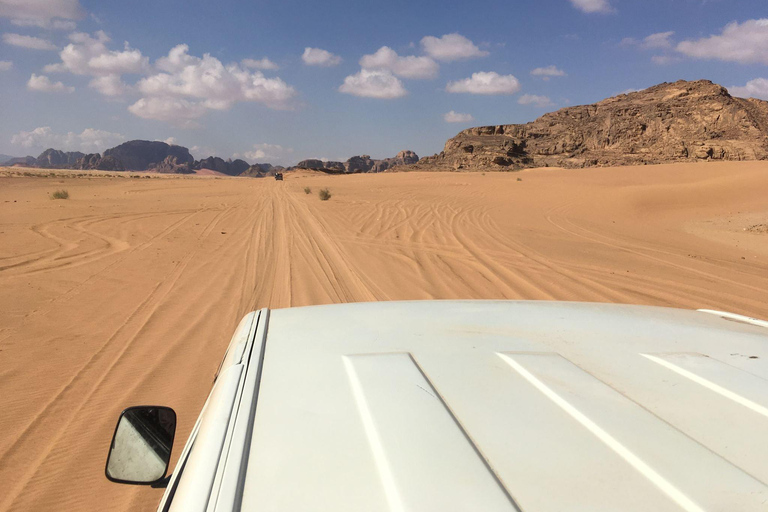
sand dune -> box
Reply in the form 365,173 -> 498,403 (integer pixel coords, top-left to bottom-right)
0,161 -> 767,511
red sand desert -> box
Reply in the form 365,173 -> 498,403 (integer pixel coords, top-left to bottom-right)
1,161 -> 767,511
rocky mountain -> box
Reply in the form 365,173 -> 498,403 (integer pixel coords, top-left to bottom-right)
0,153 -> 19,165
295,159 -> 346,173
413,80 -> 768,171
35,149 -> 85,168
5,156 -> 37,166
240,163 -> 281,177
193,156 -> 251,176
103,140 -> 194,171
148,156 -> 194,174
75,153 -> 124,171
296,150 -> 419,173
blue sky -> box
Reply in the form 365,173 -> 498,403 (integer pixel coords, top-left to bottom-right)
1,0 -> 767,164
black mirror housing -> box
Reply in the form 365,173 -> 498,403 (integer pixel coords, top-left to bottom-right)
105,406 -> 177,485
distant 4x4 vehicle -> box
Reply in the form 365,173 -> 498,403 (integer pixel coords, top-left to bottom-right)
104,301 -> 768,511
274,172 -> 283,181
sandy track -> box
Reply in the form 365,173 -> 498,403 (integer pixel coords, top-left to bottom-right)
0,161 -> 767,511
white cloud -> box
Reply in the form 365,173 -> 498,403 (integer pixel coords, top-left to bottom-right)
339,69 -> 407,99
568,0 -> 613,14
27,73 -> 74,93
518,94 -> 554,107
243,143 -> 294,164
163,137 -> 177,145
676,19 -> 768,64
443,110 -> 474,123
420,33 -> 488,62
618,88 -> 642,95
127,97 -> 208,124
11,17 -> 75,29
48,31 -> 149,76
302,47 -> 341,67
3,33 -> 57,50
729,78 -> 768,100
11,126 -> 123,152
0,60 -> 12,71
0,0 -> 84,25
446,71 -> 520,95
642,31 -> 674,49
133,44 -> 297,121
89,74 -> 129,96
359,46 -> 438,79
242,57 -> 279,70
530,65 -> 566,80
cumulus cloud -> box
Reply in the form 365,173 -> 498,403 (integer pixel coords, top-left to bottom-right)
242,143 -> 294,164
0,0 -> 84,26
46,31 -> 149,76
302,47 -> 342,67
446,71 -> 520,95
339,69 -> 407,98
27,73 -> 74,93
162,137 -> 177,145
420,33 -> 488,62
729,78 -> 768,100
359,46 -> 438,79
241,57 -> 279,70
3,33 -> 57,50
568,0 -> 613,14
518,94 -> 554,107
531,65 -> 566,80
0,60 -> 12,71
11,126 -> 123,152
127,97 -> 208,124
89,74 -> 129,96
642,31 -> 675,49
131,44 -> 297,122
443,111 -> 474,123
676,19 -> 768,64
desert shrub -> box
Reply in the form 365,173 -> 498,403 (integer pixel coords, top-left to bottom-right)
318,188 -> 331,201
304,186 -> 312,194
51,189 -> 69,199
517,177 -> 523,182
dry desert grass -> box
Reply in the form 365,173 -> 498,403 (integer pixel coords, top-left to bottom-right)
0,161 -> 767,511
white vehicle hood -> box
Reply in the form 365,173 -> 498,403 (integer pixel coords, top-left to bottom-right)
235,301 -> 768,511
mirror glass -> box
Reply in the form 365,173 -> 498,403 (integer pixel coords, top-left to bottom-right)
106,406 -> 176,484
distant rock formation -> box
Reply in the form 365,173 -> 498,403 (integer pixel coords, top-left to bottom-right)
75,153 -> 124,171
35,149 -> 85,168
103,140 -> 194,171
193,156 -> 250,176
5,156 -> 36,166
240,163 -> 281,177
295,150 -> 419,173
413,80 -> 768,170
148,156 -> 194,174
295,159 -> 346,173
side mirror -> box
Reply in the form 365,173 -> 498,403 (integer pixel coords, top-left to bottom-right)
105,406 -> 176,485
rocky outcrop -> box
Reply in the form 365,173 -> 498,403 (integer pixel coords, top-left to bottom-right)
35,149 -> 85,168
5,156 -> 36,166
103,140 -> 193,171
75,153 -> 124,171
295,159 -> 346,173
148,156 -> 194,174
346,155 -> 376,173
193,156 -> 251,176
296,151 -> 419,173
413,80 -> 768,171
240,164 -> 281,177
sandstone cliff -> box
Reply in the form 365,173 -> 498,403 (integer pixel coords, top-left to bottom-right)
103,140 -> 194,171
295,150 -> 419,173
414,80 -> 768,171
